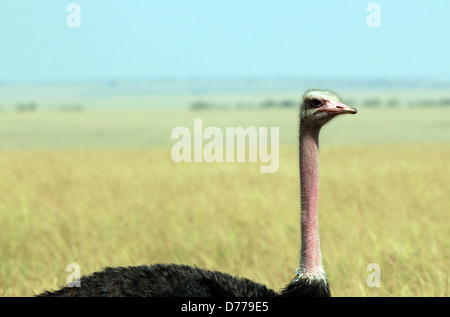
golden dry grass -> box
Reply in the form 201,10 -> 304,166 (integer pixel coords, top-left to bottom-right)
0,144 -> 448,296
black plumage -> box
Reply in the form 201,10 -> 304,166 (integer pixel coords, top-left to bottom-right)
38,264 -> 331,297
38,264 -> 277,297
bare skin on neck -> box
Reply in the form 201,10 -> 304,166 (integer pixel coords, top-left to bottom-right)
297,89 -> 357,280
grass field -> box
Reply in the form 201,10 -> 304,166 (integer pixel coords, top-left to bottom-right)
0,102 -> 449,297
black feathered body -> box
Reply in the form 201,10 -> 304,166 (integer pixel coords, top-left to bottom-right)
39,263 -> 331,297
38,264 -> 277,297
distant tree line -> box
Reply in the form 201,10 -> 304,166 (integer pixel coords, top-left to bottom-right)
190,97 -> 450,111
362,98 -> 450,108
260,99 -> 297,108
408,99 -> 450,107
15,101 -> 38,112
3,102 -> 85,113
361,98 -> 400,108
190,99 -> 298,111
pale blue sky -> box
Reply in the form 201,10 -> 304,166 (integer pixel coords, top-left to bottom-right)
0,0 -> 449,83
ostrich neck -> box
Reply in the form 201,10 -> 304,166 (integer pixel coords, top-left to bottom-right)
298,123 -> 324,278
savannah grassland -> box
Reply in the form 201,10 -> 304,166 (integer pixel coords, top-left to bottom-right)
0,93 -> 449,297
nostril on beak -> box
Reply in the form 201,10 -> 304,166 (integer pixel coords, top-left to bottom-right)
336,105 -> 344,109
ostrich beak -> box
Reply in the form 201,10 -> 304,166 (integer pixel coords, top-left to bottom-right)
316,102 -> 357,115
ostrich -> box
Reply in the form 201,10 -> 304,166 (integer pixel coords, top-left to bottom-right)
38,89 -> 357,297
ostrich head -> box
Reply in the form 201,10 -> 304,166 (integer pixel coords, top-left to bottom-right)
300,89 -> 357,128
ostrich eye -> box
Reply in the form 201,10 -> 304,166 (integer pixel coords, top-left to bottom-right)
310,98 -> 323,108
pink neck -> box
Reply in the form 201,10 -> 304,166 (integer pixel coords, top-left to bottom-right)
298,124 -> 323,278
